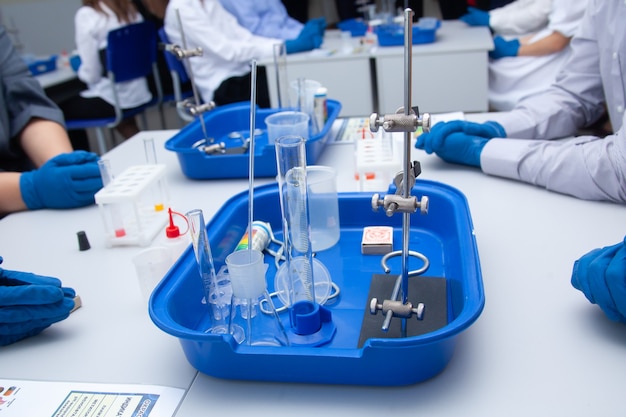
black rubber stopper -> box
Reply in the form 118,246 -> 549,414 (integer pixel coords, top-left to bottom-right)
77,230 -> 91,251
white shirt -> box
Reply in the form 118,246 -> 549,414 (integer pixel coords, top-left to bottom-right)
489,0 -> 553,36
218,0 -> 302,40
480,0 -> 626,203
74,3 -> 152,108
164,0 -> 282,104
488,0 -> 587,111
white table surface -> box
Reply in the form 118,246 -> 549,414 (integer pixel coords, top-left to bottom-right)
1,124 -> 625,416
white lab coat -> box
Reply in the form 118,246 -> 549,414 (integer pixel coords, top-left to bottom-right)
488,0 -> 587,111
74,3 -> 152,108
489,0 -> 552,36
164,0 -> 282,104
481,0 -> 626,203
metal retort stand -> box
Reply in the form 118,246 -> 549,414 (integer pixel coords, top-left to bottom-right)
367,8 -> 432,337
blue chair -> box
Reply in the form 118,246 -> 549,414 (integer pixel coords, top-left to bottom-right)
157,27 -> 196,124
65,21 -> 163,154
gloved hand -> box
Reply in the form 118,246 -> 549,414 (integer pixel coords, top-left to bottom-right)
302,17 -> 327,38
489,36 -> 520,59
0,256 -> 76,346
19,150 -> 103,210
285,24 -> 323,54
415,120 -> 506,167
571,237 -> 626,323
460,7 -> 490,27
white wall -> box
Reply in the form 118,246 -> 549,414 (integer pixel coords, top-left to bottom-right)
0,0 -> 80,55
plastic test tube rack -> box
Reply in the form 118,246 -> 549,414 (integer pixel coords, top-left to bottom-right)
354,129 -> 402,192
95,164 -> 169,247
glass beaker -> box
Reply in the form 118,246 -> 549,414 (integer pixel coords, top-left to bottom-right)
225,249 -> 289,346
186,208 -> 232,335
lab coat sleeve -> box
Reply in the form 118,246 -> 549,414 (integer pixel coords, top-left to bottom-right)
172,0 -> 280,64
489,0 -> 552,36
485,0 -> 607,140
480,122 -> 626,202
74,7 -> 106,85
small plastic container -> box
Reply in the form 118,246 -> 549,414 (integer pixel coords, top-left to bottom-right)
337,18 -> 368,37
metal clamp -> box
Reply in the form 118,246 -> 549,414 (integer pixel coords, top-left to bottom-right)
161,43 -> 203,60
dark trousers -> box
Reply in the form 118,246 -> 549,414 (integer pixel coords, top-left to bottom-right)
213,66 -> 271,108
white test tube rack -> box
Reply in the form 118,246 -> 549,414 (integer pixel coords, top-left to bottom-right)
354,131 -> 402,192
95,164 -> 169,247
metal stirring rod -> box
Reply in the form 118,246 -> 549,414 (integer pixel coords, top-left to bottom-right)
175,9 -> 209,143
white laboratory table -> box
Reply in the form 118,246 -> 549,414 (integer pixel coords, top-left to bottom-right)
373,20 -> 493,114
261,21 -> 493,117
1,126 -> 625,416
261,29 -> 375,117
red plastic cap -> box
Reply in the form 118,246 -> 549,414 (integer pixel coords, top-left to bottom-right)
166,207 -> 180,238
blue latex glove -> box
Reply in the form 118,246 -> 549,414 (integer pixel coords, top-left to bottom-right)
0,256 -> 76,346
571,237 -> 626,323
19,151 -> 103,210
490,36 -> 520,59
460,7 -> 490,27
415,120 -> 506,167
285,25 -> 323,54
302,17 -> 327,38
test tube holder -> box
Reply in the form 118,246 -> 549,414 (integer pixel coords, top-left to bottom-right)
95,164 -> 169,247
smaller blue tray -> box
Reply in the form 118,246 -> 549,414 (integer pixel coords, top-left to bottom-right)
22,54 -> 58,76
149,181 -> 484,386
376,18 -> 441,46
165,100 -> 341,179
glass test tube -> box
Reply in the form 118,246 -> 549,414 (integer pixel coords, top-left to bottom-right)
186,209 -> 231,334
143,137 -> 165,212
275,135 -> 316,306
98,159 -> 126,238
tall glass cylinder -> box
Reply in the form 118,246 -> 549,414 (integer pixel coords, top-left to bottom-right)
275,135 -> 316,307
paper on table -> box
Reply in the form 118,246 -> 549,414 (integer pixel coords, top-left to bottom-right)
0,379 -> 184,417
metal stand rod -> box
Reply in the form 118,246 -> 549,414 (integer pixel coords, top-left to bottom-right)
368,8 -> 431,334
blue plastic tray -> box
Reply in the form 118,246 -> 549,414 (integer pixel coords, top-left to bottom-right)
22,54 -> 57,76
376,18 -> 441,46
165,100 -> 341,179
150,181 -> 484,386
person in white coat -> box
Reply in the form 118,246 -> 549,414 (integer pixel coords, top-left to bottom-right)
461,0 -> 552,36
58,0 -> 152,140
418,0 -> 626,324
164,0 -> 322,107
416,0 -> 625,203
486,0 -> 587,110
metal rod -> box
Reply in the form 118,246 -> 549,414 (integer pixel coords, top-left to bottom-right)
175,9 -> 209,142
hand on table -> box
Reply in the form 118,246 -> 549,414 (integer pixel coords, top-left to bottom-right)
19,150 -> 103,210
490,36 -> 520,59
0,256 -> 76,346
571,237 -> 626,323
415,120 -> 506,167
460,7 -> 490,27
